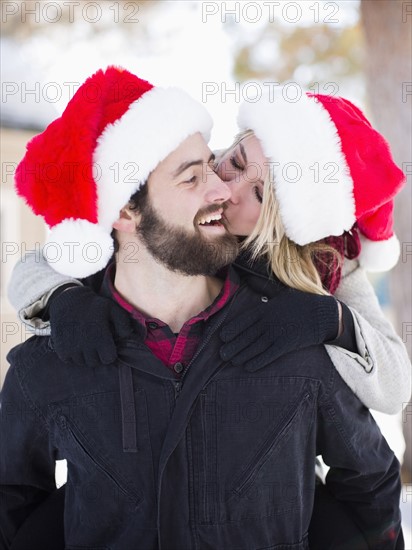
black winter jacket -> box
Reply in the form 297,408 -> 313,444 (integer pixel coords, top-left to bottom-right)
0,267 -> 402,549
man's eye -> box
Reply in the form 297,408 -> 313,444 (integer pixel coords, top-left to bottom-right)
184,176 -> 197,184
230,156 -> 243,170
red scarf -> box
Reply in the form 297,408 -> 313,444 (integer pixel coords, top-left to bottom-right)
314,227 -> 361,294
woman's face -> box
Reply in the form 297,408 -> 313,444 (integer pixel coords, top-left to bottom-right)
215,134 -> 268,237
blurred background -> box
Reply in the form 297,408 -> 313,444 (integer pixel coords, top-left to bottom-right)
1,0 -> 411,538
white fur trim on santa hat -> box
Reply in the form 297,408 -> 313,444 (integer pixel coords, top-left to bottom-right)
44,219 -> 114,277
358,233 -> 400,272
94,87 -> 213,231
238,89 -> 356,245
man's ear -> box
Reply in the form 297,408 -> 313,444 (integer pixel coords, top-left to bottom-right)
112,207 -> 141,233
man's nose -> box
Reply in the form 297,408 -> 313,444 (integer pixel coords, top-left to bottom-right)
205,169 -> 232,203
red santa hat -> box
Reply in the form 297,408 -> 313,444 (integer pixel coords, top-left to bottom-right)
238,89 -> 406,271
15,66 -> 213,277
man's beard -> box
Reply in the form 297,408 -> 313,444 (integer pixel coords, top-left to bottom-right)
137,201 -> 239,276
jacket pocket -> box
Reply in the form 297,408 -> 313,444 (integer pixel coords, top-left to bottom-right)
65,417 -> 142,505
48,389 -> 156,513
195,377 -> 317,525
231,392 -> 311,499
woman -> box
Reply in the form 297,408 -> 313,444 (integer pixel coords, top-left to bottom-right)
212,90 -> 411,414
7,89 -> 409,549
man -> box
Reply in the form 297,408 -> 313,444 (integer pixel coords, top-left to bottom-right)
1,67 -> 403,549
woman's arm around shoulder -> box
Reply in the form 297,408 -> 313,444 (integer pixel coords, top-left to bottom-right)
326,259 -> 411,414
7,250 -> 82,335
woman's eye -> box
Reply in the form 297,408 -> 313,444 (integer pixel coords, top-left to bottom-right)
230,155 -> 243,170
184,175 -> 197,184
254,186 -> 263,204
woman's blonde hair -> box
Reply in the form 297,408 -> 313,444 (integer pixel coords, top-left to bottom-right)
236,130 -> 341,296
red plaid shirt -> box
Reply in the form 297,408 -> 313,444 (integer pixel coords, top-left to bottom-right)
102,264 -> 239,377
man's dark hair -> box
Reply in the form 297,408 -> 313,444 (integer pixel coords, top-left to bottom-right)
111,182 -> 148,253
128,182 -> 149,212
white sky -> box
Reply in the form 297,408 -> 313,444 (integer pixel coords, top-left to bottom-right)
1,0 -> 361,148
2,1 -> 237,147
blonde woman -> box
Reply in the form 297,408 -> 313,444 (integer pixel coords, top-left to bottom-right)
214,90 -> 410,410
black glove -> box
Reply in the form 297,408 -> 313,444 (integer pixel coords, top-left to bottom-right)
49,285 -> 135,367
220,289 -> 339,371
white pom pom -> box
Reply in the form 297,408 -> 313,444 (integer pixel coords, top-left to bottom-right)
45,219 -> 114,278
358,234 -> 400,272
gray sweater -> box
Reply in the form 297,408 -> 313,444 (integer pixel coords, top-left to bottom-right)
7,251 -> 411,414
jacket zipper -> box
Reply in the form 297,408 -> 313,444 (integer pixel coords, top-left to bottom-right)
173,289 -> 242,400
174,381 -> 181,399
